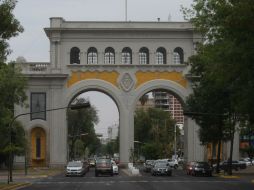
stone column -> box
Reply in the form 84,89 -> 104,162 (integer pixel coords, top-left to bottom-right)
184,117 -> 204,162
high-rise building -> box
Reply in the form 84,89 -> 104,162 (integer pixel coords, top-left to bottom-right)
153,91 -> 184,124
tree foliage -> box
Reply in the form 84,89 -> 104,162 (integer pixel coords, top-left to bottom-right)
0,0 -> 24,62
67,98 -> 100,159
134,107 -> 177,159
182,0 -> 254,174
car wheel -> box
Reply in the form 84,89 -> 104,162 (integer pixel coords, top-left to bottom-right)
168,172 -> 172,176
174,165 -> 178,169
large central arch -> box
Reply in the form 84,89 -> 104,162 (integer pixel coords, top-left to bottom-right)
64,79 -> 132,165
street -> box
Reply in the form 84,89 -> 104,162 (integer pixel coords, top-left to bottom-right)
19,168 -> 254,190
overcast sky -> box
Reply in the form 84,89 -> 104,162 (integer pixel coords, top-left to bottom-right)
8,0 -> 193,137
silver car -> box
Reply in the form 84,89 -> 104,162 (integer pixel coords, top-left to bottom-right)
66,161 -> 87,176
151,161 -> 172,176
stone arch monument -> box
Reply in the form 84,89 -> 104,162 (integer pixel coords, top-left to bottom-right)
16,17 -> 238,167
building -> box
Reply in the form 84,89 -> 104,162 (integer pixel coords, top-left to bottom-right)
107,123 -> 119,140
15,17 -> 239,167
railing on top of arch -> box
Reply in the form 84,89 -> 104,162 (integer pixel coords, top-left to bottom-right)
18,62 -> 50,74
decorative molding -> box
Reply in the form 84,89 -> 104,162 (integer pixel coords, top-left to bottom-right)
119,73 -> 135,92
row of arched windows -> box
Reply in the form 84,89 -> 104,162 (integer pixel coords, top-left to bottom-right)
70,46 -> 184,65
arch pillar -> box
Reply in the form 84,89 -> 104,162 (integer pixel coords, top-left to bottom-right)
119,104 -> 134,165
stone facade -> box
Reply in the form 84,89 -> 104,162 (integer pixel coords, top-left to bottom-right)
15,17 -> 239,167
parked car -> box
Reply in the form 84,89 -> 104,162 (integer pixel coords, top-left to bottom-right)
167,159 -> 179,169
111,160 -> 119,175
95,158 -> 113,177
143,160 -> 155,172
186,161 -> 212,176
220,160 -> 247,171
239,158 -> 252,166
151,161 -> 172,176
65,161 -> 88,176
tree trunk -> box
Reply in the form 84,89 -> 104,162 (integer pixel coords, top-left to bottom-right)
227,116 -> 236,176
216,140 -> 221,174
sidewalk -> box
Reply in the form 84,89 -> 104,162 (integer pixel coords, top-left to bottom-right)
0,167 -> 64,189
214,165 -> 254,179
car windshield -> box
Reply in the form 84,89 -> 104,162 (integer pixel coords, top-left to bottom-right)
97,159 -> 111,164
196,162 -> 209,167
67,162 -> 82,167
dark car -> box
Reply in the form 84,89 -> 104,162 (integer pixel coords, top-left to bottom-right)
65,161 -> 89,177
220,160 -> 247,171
95,158 -> 113,177
186,161 -> 212,176
151,161 -> 172,176
143,160 -> 155,172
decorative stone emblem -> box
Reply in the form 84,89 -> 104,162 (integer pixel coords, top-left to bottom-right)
120,73 -> 134,92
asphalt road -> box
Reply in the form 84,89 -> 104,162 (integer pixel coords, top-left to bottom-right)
20,168 -> 254,190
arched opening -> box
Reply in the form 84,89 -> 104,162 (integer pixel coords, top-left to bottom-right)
30,127 -> 46,167
139,47 -> 149,64
66,90 -> 120,164
70,47 -> 80,64
173,47 -> 184,64
87,47 -> 98,64
121,47 -> 132,64
156,47 -> 166,64
104,47 -> 115,64
134,89 -> 184,164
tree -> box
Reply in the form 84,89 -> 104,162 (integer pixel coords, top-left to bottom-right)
0,0 -> 24,62
0,63 -> 27,167
134,107 -> 177,159
182,0 -> 254,175
67,97 -> 99,160
139,94 -> 148,106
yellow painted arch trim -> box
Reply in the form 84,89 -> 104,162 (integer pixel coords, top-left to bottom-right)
67,71 -> 119,88
135,71 -> 187,89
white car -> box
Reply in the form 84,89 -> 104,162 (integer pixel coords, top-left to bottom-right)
66,161 -> 87,176
239,158 -> 253,166
112,160 -> 119,174
167,159 -> 179,169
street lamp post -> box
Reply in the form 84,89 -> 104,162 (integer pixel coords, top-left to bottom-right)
7,102 -> 90,184
174,124 -> 177,160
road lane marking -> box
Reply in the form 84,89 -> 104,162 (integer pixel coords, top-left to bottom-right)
34,180 -> 244,185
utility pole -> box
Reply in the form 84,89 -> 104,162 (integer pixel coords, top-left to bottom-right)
174,124 -> 177,159
125,0 -> 127,21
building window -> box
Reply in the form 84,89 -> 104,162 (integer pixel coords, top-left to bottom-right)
104,47 -> 115,64
87,47 -> 98,64
121,47 -> 132,64
139,47 -> 149,64
173,47 -> 184,64
36,137 -> 41,158
31,93 -> 46,120
70,47 -> 80,64
156,47 -> 166,64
